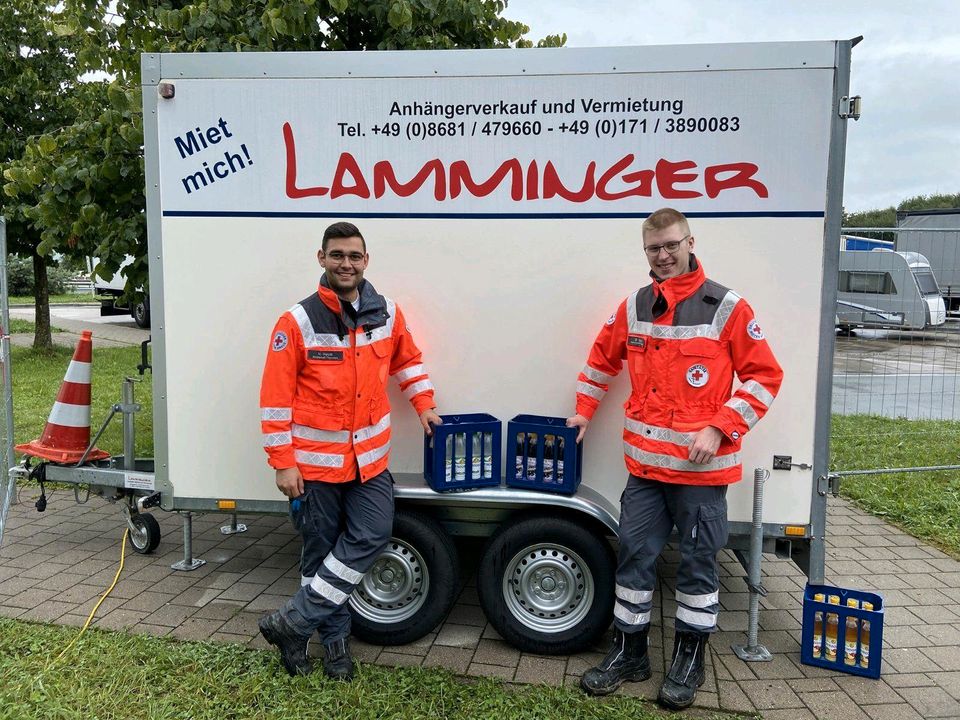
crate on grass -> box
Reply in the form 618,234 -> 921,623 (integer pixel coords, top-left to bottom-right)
800,583 -> 883,679
506,414 -> 582,494
423,413 -> 501,492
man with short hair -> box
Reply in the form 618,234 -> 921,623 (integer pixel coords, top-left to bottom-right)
568,208 -> 782,709
258,221 -> 441,679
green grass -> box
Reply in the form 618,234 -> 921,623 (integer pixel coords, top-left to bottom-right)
9,318 -> 39,334
831,414 -> 960,556
12,344 -> 153,457
9,319 -> 64,334
9,293 -> 99,306
0,619 -> 738,720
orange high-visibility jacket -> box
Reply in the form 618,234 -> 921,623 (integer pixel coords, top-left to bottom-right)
260,279 -> 435,483
575,259 -> 783,485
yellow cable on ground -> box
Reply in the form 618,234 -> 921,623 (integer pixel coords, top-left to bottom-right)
49,528 -> 129,666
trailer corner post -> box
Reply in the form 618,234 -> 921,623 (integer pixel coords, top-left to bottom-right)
171,512 -> 206,571
733,467 -> 772,662
808,37 -> 856,587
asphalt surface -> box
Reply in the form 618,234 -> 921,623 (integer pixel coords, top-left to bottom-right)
833,320 -> 960,419
8,304 -> 149,349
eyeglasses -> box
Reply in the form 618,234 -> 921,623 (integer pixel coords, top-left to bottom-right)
324,251 -> 366,264
643,236 -> 690,257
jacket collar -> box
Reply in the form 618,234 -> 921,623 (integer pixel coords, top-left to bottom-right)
317,276 -> 388,331
649,255 -> 706,307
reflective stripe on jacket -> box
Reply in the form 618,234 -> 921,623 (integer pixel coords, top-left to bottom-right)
575,258 -> 783,485
260,278 -> 435,483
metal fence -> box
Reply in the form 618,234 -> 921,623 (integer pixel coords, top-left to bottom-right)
0,218 -> 16,546
832,225 -> 960,474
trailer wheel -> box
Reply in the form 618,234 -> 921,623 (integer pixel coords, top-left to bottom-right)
133,297 -> 150,329
478,515 -> 615,655
349,510 -> 459,646
128,512 -> 161,554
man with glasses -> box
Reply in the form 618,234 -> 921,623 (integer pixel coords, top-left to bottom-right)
568,208 -> 782,709
258,221 -> 442,679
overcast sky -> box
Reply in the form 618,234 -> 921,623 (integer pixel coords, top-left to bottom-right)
507,1 -> 960,214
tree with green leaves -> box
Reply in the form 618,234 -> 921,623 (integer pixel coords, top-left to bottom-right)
4,0 -> 563,316
844,192 -> 960,229
0,0 -> 88,349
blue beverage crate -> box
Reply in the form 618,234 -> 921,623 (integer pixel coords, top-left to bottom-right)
505,414 -> 582,494
423,413 -> 501,492
800,583 -> 884,679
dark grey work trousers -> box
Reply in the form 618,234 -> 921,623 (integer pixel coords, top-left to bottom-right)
613,475 -> 729,635
278,470 -> 394,643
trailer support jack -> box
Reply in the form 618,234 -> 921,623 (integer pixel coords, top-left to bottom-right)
220,513 -> 247,536
171,512 -> 206,571
733,467 -> 773,662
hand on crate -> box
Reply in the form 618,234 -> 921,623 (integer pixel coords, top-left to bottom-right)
275,466 -> 304,498
566,414 -> 589,443
688,426 -> 722,464
419,408 -> 443,436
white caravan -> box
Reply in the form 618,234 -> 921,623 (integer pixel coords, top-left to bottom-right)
837,249 -> 946,331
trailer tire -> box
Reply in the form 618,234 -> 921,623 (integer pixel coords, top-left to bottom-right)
129,512 -> 161,554
477,515 -> 615,655
133,297 -> 150,328
349,510 -> 459,646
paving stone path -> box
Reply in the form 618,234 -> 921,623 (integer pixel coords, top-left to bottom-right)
1,490 -> 959,719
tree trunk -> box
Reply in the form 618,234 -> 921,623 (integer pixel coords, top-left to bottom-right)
32,250 -> 52,350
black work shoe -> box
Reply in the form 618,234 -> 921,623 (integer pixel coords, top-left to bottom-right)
258,611 -> 312,677
658,631 -> 708,710
580,627 -> 651,696
322,637 -> 355,681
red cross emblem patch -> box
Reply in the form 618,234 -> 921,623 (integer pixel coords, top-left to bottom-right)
686,363 -> 709,387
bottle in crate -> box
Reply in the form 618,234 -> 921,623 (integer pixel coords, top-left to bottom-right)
526,433 -> 538,480
444,435 -> 453,482
515,432 -> 525,480
471,431 -> 482,480
454,433 -> 466,482
543,435 -> 555,482
860,601 -> 873,668
825,594 -> 841,661
556,436 -> 565,481
483,431 -> 493,479
812,591 -> 825,658
844,598 -> 860,665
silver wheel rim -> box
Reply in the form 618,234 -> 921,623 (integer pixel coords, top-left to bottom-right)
349,539 -> 429,624
130,519 -> 148,549
501,542 -> 594,634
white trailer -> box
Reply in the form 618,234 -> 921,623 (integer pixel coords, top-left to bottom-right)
35,41 -> 856,654
836,249 -> 946,331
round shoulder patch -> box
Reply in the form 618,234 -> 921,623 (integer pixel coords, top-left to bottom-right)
746,319 -> 765,340
686,364 -> 709,388
271,330 -> 288,352
605,313 -> 616,326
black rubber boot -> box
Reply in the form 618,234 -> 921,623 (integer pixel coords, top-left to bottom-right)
322,637 -> 355,681
580,627 -> 652,696
657,630 -> 708,710
258,611 -> 313,677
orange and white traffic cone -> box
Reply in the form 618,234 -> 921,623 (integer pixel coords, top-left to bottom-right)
16,330 -> 111,464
